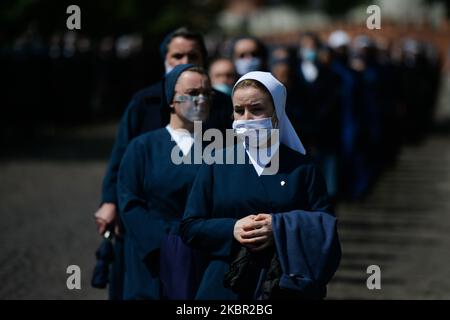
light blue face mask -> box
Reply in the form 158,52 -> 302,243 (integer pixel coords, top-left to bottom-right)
213,83 -> 233,96
235,57 -> 262,76
300,48 -> 317,62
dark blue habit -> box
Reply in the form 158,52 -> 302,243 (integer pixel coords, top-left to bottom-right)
102,83 -> 232,205
180,143 -> 341,299
102,82 -> 164,204
100,81 -> 231,299
96,82 -> 164,300
117,128 -> 205,300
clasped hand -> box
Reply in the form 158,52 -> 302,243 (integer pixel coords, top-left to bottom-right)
233,213 -> 273,252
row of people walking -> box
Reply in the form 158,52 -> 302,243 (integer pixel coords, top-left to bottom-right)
93,27 -> 342,300
92,26 -> 441,300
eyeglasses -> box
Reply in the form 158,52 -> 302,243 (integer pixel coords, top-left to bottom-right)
174,94 -> 211,104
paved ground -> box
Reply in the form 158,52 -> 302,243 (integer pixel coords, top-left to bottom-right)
328,133 -> 450,299
1,123 -> 450,300
0,124 -> 114,300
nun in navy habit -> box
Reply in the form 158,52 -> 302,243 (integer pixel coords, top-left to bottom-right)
117,64 -> 209,299
180,71 -> 341,300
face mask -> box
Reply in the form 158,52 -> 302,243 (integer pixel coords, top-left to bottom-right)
178,99 -> 208,122
232,117 -> 273,147
213,83 -> 233,96
300,48 -> 317,62
165,60 -> 174,74
235,57 -> 262,75
300,62 -> 318,83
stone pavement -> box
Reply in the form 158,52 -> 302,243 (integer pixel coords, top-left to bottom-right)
327,133 -> 450,299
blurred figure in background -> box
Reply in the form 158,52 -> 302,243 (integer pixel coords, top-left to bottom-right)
399,39 -> 441,144
269,45 -> 304,146
373,36 -> 403,168
434,45 -> 450,127
327,30 -> 364,200
270,46 -> 298,89
208,57 -> 237,96
231,36 -> 268,76
349,35 -> 384,191
288,32 -> 341,202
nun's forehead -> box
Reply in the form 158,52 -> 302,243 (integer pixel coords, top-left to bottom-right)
235,78 -> 267,91
232,80 -> 276,110
233,79 -> 271,98
233,71 -> 285,109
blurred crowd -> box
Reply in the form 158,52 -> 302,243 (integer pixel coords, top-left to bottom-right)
1,28 -> 443,201
210,30 -> 443,201
249,31 -> 443,201
1,30 -> 158,130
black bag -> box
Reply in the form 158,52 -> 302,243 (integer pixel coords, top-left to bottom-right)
91,230 -> 114,289
223,247 -> 278,299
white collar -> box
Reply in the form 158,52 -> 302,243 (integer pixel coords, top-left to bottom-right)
243,140 -> 280,176
165,125 -> 194,156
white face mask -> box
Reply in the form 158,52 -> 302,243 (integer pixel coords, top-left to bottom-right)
178,99 -> 208,122
235,57 -> 262,75
232,117 -> 273,147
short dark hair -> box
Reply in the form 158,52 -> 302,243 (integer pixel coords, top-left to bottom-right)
231,36 -> 268,60
159,27 -> 208,67
207,56 -> 233,69
299,31 -> 321,48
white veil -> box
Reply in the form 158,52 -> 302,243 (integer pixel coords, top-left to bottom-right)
232,71 -> 306,155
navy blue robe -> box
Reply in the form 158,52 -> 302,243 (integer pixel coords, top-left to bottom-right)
180,143 -> 341,299
102,82 -> 164,204
102,83 -> 232,205
100,81 -> 231,299
117,128 -> 205,299
99,82 -> 163,300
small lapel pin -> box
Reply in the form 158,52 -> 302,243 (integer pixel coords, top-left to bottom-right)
280,180 -> 286,186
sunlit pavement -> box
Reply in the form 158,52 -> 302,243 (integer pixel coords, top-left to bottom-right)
328,133 -> 450,299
